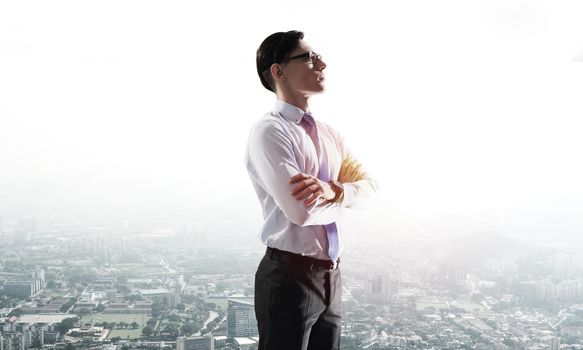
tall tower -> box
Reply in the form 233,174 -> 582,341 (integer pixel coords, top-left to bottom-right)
365,272 -> 389,304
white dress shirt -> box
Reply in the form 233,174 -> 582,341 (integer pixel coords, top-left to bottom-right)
245,100 -> 378,260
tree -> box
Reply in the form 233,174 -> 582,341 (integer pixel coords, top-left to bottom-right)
60,317 -> 79,334
163,322 -> 179,337
96,303 -> 106,312
181,323 -> 195,335
151,301 -> 168,317
110,336 -> 122,343
8,309 -> 23,317
109,322 -> 117,329
60,297 -> 78,313
168,314 -> 181,322
131,321 -> 139,329
142,326 -> 153,336
119,321 -> 128,329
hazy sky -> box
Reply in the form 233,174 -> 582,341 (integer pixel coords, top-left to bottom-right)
1,0 -> 582,237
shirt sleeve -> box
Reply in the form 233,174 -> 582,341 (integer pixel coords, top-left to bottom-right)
247,120 -> 343,226
333,128 -> 380,210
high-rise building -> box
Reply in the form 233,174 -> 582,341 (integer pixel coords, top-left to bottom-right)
388,279 -> 400,302
176,335 -> 214,350
227,299 -> 257,339
31,268 -> 45,285
439,264 -> 468,286
536,281 -> 556,301
366,272 -> 389,304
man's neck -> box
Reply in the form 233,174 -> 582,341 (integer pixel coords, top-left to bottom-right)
276,90 -> 310,112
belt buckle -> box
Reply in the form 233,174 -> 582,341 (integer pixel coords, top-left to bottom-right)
328,260 -> 336,271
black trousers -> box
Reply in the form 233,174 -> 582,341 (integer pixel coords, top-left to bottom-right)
254,248 -> 342,350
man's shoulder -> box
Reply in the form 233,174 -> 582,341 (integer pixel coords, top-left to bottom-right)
316,120 -> 342,138
250,112 -> 291,135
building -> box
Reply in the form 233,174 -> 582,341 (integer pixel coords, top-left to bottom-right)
2,281 -> 37,298
227,299 -> 257,339
213,336 -> 227,349
176,335 -> 214,350
439,264 -> 468,286
560,317 -> 583,338
64,326 -> 108,343
136,288 -> 179,308
233,337 -> 258,350
21,297 -> 70,314
366,272 -> 389,304
541,335 -> 560,350
103,301 -> 152,314
536,281 -> 556,301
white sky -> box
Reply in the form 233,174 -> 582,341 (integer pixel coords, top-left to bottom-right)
1,0 -> 582,237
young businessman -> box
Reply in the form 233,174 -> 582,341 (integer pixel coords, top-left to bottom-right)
246,30 -> 378,350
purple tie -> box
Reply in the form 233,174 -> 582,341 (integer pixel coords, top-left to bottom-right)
300,113 -> 340,263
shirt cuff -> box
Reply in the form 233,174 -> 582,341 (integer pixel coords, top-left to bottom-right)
339,182 -> 356,208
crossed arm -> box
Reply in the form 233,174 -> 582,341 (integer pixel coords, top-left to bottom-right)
248,122 -> 378,226
289,156 -> 371,207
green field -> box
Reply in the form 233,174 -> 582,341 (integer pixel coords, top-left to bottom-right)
416,302 -> 448,311
107,328 -> 143,339
80,314 -> 149,339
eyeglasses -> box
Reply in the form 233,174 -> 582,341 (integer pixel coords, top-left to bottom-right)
286,51 -> 322,65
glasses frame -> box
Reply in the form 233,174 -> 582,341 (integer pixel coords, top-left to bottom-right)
285,51 -> 322,65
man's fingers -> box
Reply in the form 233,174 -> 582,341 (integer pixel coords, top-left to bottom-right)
291,182 -> 309,196
289,173 -> 310,184
294,184 -> 320,200
291,178 -> 318,196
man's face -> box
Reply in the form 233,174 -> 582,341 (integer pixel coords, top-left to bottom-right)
281,40 -> 326,95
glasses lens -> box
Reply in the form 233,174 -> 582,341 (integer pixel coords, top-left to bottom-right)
309,52 -> 319,64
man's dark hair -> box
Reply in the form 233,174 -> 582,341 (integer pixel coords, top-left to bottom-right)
256,30 -> 304,92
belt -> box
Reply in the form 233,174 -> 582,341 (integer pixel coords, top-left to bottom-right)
266,247 -> 340,271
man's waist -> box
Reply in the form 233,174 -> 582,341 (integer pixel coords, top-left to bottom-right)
266,247 -> 340,271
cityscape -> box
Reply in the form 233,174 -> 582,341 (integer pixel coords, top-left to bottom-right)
1,215 -> 583,350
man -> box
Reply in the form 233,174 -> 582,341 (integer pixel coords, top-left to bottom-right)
245,30 -> 378,350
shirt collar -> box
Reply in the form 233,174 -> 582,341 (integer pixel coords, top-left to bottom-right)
274,100 -> 307,124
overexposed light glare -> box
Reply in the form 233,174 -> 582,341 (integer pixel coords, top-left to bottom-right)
1,0 -> 582,238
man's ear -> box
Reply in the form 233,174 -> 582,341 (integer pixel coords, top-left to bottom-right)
270,63 -> 286,82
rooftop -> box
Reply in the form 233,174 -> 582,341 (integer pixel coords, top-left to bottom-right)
17,314 -> 72,324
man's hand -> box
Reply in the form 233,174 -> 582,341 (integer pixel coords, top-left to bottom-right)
338,156 -> 368,183
289,173 -> 335,207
